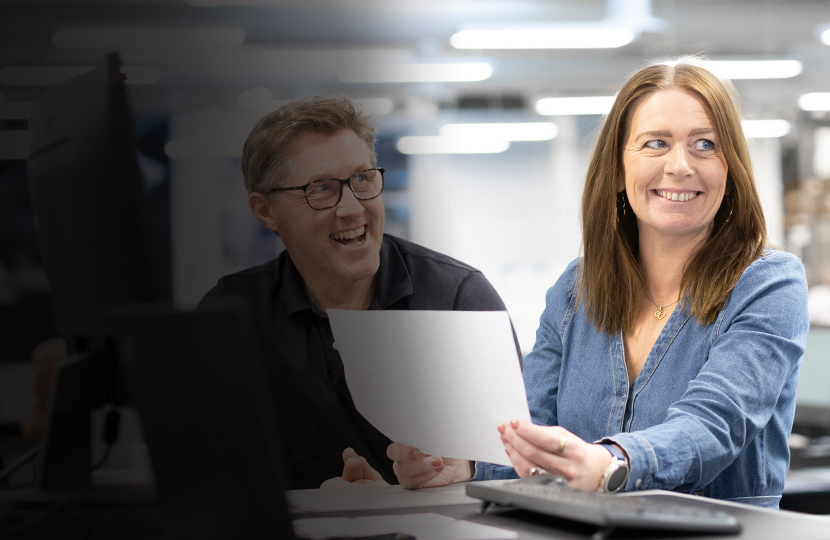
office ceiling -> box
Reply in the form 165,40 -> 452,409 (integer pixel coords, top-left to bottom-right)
1,0 -> 830,124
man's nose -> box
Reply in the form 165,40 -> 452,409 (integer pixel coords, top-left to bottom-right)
335,184 -> 365,217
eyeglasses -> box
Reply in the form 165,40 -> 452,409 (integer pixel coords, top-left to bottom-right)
262,167 -> 385,210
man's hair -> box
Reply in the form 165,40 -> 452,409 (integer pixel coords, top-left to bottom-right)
580,58 -> 767,334
241,97 -> 376,193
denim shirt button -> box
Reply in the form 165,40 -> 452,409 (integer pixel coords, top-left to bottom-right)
635,479 -> 642,488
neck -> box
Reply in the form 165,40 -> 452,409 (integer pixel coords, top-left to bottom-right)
638,229 -> 708,305
303,274 -> 377,312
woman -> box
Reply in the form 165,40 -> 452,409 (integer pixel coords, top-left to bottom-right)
390,59 -> 809,508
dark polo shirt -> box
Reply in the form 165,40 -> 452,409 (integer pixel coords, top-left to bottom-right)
198,234 -> 509,490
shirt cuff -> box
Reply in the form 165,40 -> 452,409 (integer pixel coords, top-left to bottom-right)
596,433 -> 658,491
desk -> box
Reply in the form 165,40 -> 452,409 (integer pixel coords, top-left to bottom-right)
289,482 -> 830,540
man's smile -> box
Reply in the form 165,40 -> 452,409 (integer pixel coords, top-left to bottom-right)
330,225 -> 366,246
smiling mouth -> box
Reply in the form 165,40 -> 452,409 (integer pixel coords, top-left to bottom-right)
655,190 -> 700,202
330,225 -> 366,246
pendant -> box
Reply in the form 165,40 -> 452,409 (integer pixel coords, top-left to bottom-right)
655,307 -> 666,320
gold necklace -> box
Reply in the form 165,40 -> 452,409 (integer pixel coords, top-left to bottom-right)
646,292 -> 680,320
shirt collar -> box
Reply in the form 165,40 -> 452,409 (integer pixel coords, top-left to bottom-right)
373,235 -> 413,309
279,234 -> 413,316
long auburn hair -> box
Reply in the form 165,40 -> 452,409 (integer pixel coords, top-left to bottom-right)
580,60 -> 767,334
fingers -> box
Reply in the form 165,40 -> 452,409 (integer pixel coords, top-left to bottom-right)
341,456 -> 365,483
500,421 -> 576,481
387,443 -> 422,462
320,477 -> 354,489
340,448 -> 385,483
387,443 -> 450,489
510,420 -> 574,455
502,439 -> 538,478
342,447 -> 360,463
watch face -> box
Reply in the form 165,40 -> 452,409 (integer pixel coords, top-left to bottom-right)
607,465 -> 628,492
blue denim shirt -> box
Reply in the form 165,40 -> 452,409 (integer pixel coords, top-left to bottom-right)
475,250 -> 809,509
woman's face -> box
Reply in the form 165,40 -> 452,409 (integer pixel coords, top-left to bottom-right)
619,88 -> 728,245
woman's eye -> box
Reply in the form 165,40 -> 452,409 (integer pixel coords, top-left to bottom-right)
644,140 -> 667,150
695,139 -> 716,151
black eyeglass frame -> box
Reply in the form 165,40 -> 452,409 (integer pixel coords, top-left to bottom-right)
261,167 -> 385,210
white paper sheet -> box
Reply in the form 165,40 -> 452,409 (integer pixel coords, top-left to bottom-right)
328,309 -> 531,467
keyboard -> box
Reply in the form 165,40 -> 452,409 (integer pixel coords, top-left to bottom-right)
466,475 -> 741,534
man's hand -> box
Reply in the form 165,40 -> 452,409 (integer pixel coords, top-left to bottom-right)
320,448 -> 390,488
387,443 -> 473,489
500,420 -> 612,490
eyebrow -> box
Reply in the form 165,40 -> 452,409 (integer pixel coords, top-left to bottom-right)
634,127 -> 716,140
307,164 -> 375,183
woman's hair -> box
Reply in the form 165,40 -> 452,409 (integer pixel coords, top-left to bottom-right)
241,96 -> 376,193
580,59 -> 767,334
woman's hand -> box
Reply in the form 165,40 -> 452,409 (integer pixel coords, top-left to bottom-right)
320,447 -> 390,488
387,443 -> 473,489
500,420 -> 612,490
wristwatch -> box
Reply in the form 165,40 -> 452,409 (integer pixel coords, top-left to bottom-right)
597,444 -> 630,493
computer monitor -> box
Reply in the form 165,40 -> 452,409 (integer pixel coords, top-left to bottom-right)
25,52 -> 170,490
27,53 -> 169,339
793,327 -> 830,435
21,53 -> 297,539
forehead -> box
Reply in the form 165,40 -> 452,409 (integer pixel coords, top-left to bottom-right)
627,88 -> 716,137
284,129 -> 375,183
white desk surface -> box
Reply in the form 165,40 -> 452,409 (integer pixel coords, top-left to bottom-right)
288,481 -> 830,540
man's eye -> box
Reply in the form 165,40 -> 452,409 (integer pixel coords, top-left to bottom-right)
310,182 -> 333,193
645,140 -> 667,149
695,139 -> 715,151
352,173 -> 368,184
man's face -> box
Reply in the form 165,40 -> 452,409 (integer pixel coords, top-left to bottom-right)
268,129 -> 385,287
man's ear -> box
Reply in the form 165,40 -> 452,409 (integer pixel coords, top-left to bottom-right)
248,192 -> 280,234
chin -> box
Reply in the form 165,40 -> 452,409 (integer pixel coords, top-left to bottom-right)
335,259 -> 380,283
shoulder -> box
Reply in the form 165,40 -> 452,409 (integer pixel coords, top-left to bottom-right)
199,254 -> 285,306
383,234 -> 505,310
383,234 -> 481,276
733,248 -> 807,295
546,258 -> 581,305
536,258 -> 581,331
719,248 -> 808,331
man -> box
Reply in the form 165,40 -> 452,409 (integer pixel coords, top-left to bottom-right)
199,97 -> 510,490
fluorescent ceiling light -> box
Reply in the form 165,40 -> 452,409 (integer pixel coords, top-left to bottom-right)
799,92 -> 830,111
338,63 -> 492,83
821,28 -> 830,45
396,136 -> 508,154
451,27 -> 635,49
52,29 -> 245,48
439,122 -> 558,141
535,96 -> 616,116
705,60 -> 802,79
742,120 -> 790,138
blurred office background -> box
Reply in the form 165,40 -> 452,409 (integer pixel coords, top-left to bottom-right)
1,0 -> 830,439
